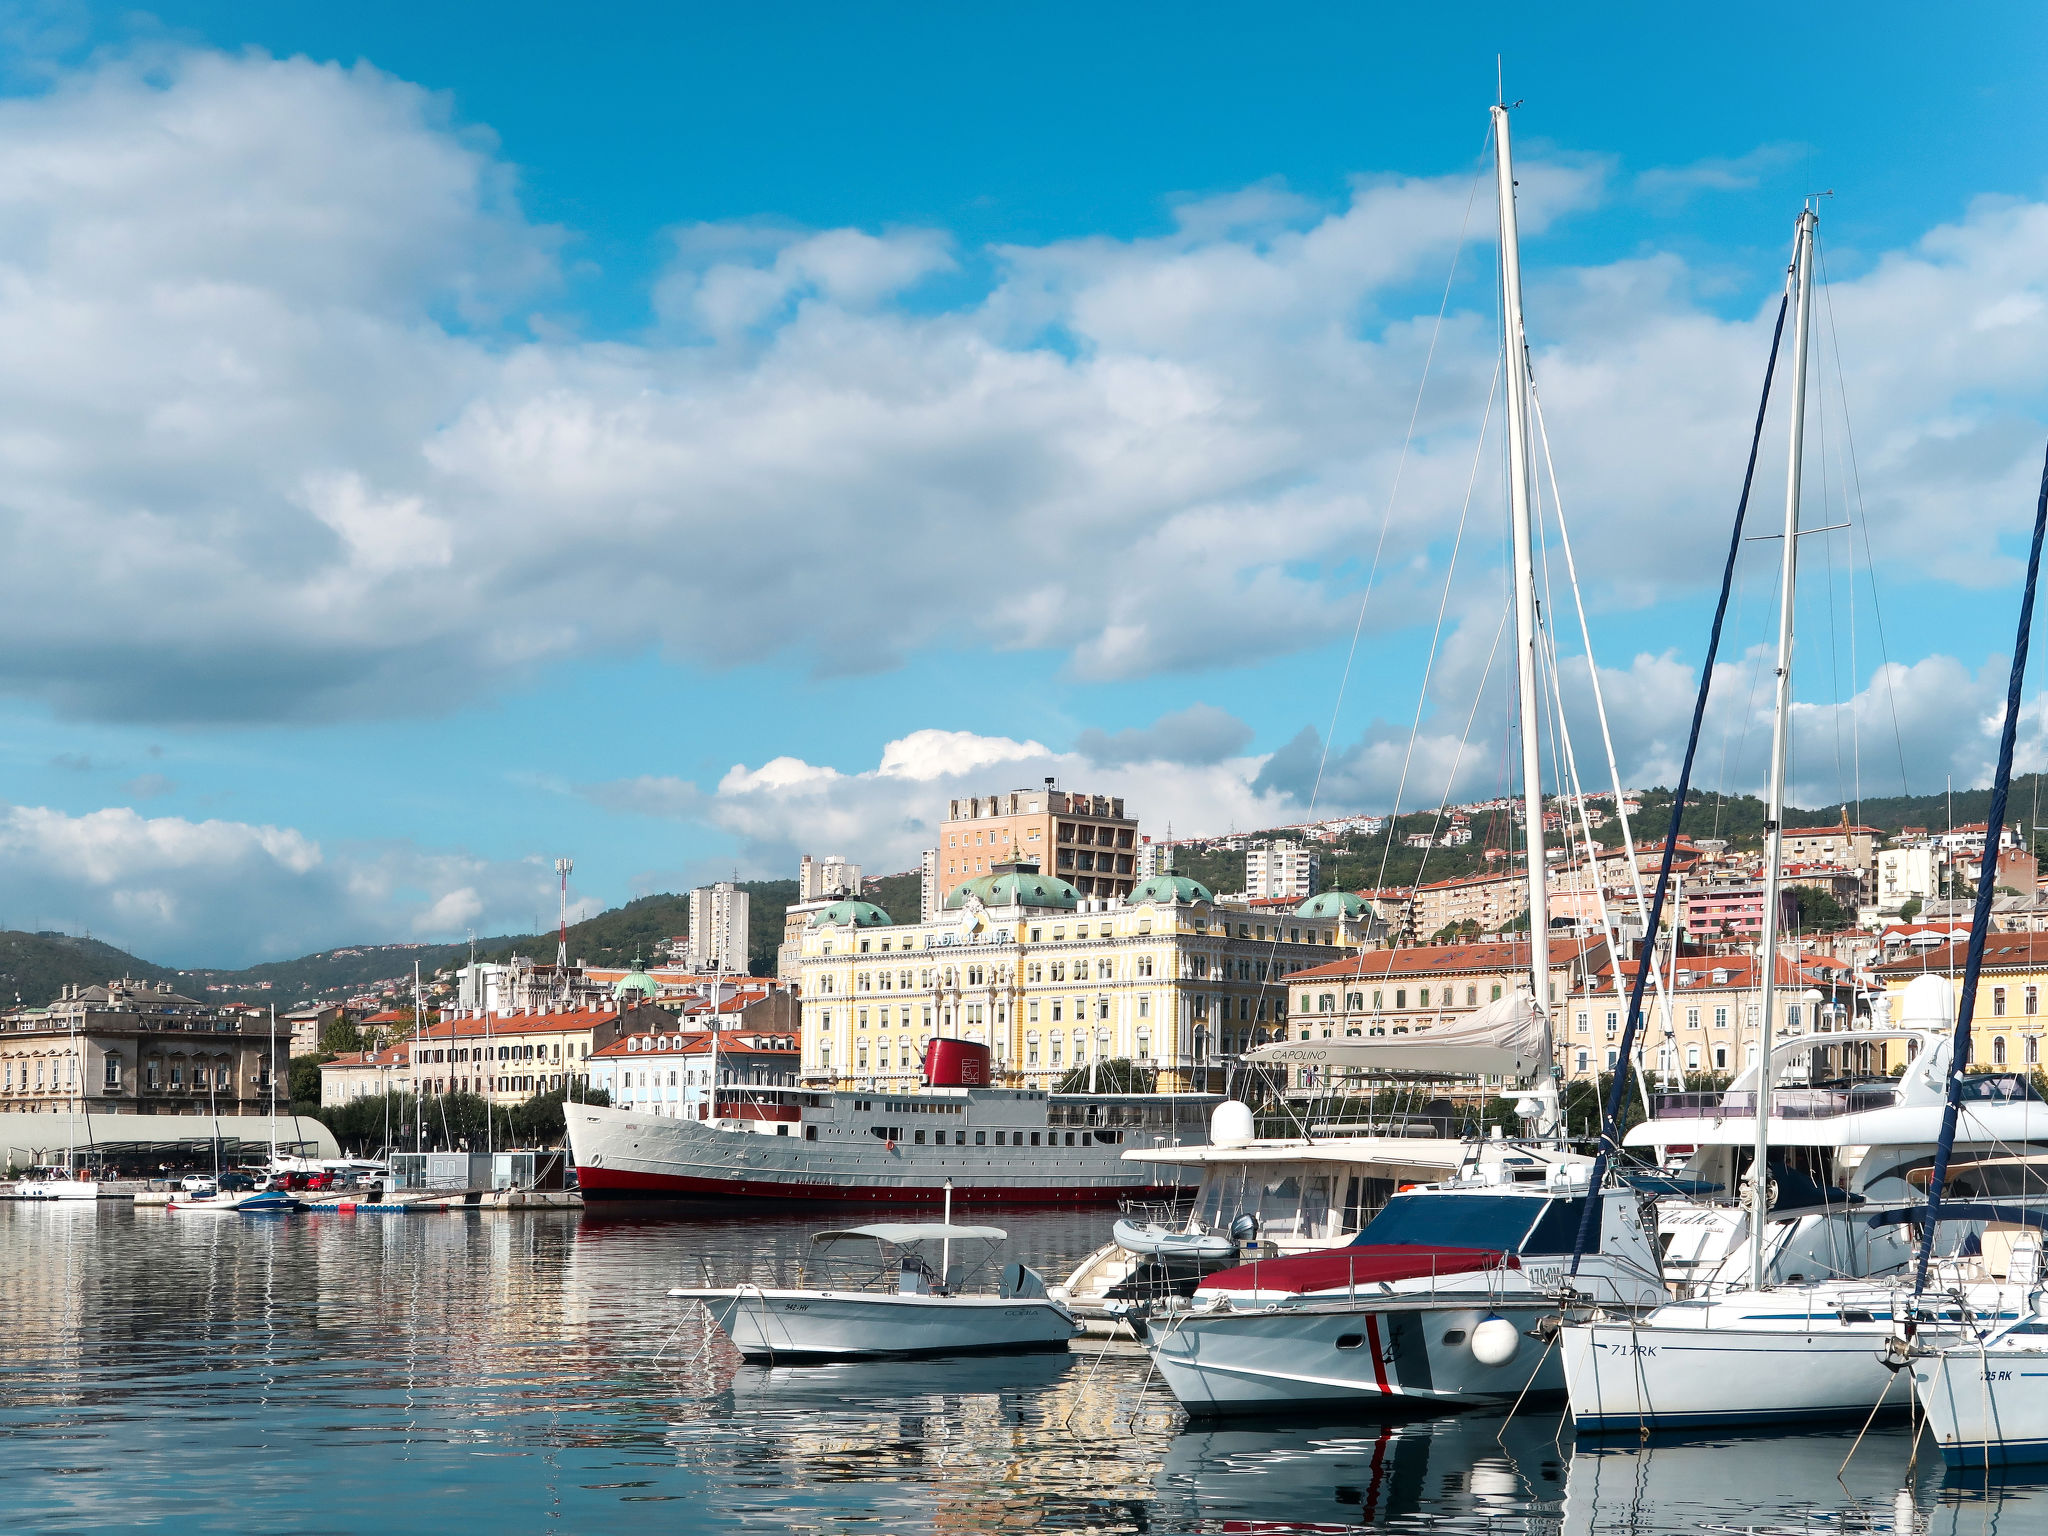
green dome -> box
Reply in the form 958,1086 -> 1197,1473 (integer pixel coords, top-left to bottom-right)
944,871 -> 1080,911
1295,891 -> 1369,919
1128,874 -> 1215,905
612,970 -> 660,1000
806,898 -> 894,929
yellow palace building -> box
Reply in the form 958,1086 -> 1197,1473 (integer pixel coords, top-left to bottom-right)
1872,931 -> 2048,1072
795,854 -> 1373,1093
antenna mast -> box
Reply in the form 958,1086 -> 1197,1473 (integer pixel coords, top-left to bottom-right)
555,857 -> 574,1004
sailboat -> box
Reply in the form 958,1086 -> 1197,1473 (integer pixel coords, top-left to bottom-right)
1560,213 -> 2048,1432
1135,102 -> 1672,1413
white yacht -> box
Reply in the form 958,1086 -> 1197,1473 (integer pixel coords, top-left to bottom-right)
1142,1170 -> 1667,1412
670,1220 -> 1080,1361
15,1165 -> 100,1201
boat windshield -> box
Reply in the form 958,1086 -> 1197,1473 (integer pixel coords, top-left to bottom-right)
1191,1162 -> 1382,1241
1350,1192 -> 1600,1254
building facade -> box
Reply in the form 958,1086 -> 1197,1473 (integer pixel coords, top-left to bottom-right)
0,981 -> 280,1117
587,1027 -> 802,1119
796,860 -> 1354,1094
1410,870 -> 1530,941
1245,839 -> 1320,902
937,787 -> 1138,904
1874,932 -> 2048,1071
684,882 -> 751,974
402,1001 -> 665,1106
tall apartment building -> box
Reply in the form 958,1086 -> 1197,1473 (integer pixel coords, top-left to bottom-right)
919,848 -> 940,920
937,786 -> 1139,903
1245,838 -> 1320,901
686,882 -> 751,974
798,854 -> 862,902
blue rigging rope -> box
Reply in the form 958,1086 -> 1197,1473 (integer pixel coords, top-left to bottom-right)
1912,438 -> 2048,1296
1568,292 -> 1789,1276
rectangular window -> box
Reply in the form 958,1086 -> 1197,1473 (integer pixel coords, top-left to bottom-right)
1686,1008 -> 1701,1030
1418,987 -> 1430,1007
1994,989 -> 2008,1017
1395,989 -> 1406,1009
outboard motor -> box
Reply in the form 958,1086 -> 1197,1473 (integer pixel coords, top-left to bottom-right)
1001,1262 -> 1048,1299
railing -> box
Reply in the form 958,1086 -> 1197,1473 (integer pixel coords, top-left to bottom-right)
1653,1086 -> 1902,1119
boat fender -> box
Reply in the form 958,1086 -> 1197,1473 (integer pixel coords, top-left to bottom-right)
1471,1315 -> 1520,1367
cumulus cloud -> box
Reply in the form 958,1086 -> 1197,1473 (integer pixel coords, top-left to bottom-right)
0,800 -> 573,968
1073,703 -> 1252,766
0,42 -> 2037,727
582,715 -> 1298,879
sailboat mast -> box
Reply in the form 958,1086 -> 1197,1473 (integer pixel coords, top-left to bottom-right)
1492,105 -> 1553,1088
1751,205 -> 1817,1293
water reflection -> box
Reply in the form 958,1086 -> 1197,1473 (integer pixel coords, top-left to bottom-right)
6,1203 -> 2048,1534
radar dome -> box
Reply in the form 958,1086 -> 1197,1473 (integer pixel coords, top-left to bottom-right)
1898,973 -> 1956,1030
1210,1100 -> 1255,1147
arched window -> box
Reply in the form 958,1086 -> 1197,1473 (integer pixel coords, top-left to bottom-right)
1993,1035 -> 2009,1065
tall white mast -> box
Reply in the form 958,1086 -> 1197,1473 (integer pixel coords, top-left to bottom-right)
1493,103 -> 1556,1129
1751,205 -> 1818,1292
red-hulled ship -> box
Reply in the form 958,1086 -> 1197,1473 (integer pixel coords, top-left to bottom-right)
568,1039 -> 1220,1203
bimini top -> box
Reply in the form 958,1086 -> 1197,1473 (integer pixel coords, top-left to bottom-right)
1127,873 -> 1215,905
1295,890 -> 1370,919
807,898 -> 895,929
813,1223 -> 1007,1245
943,871 -> 1079,911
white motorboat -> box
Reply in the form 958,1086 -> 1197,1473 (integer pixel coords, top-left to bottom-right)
1911,1243 -> 2048,1467
15,1165 -> 100,1201
1142,1171 -> 1669,1413
671,1220 -> 1081,1361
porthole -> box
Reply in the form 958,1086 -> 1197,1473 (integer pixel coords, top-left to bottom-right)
1335,1334 -> 1364,1350
1441,1329 -> 1467,1345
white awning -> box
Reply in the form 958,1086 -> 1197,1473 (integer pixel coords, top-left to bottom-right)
812,1223 -> 1006,1245
1241,993 -> 1549,1082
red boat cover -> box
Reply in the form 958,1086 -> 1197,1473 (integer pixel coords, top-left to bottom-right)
1198,1245 -> 1519,1294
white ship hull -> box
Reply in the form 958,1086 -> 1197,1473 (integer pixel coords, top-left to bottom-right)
1148,1293 -> 1560,1412
1562,1284 -> 2009,1431
16,1179 -> 98,1201
570,1099 -> 1204,1204
672,1286 -> 1080,1360
1913,1333 -> 2048,1466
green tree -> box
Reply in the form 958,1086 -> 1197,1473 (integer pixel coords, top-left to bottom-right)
1788,887 -> 1854,932
287,1052 -> 329,1110
1052,1058 -> 1156,1094
1899,897 -> 1923,922
320,1016 -> 364,1054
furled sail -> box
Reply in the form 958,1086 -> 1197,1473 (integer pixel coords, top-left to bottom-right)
1241,993 -> 1548,1082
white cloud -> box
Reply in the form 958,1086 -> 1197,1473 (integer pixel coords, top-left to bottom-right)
0,38 -> 2037,758
583,715 -> 1300,881
0,800 -> 568,968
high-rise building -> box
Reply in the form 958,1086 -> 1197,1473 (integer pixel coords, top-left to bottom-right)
686,882 -> 751,974
1245,839 -> 1319,901
938,786 -> 1138,904
799,854 -> 862,902
920,848 -> 939,921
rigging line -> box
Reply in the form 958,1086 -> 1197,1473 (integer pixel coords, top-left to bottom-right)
1258,347 -> 1503,1130
1814,352 -> 1851,816
1815,237 -> 1912,797
1915,436 -> 2048,1296
1300,136 -> 1492,826
1528,383 -> 1680,1063
1568,290 -> 1791,1277
1362,354 -> 1504,919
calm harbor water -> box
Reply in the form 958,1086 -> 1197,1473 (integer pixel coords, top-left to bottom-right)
2,1202 -> 2044,1534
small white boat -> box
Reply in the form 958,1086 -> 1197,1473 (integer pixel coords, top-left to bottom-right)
1911,1239 -> 2048,1466
671,1221 -> 1081,1361
167,1175 -> 300,1215
16,1166 -> 100,1201
1111,1217 -> 1237,1262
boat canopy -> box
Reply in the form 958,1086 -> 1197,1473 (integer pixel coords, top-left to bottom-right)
1240,994 -> 1549,1081
813,1224 -> 1006,1245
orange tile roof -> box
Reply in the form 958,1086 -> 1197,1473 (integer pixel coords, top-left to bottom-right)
1872,932 -> 2048,976
1292,938 -> 1598,982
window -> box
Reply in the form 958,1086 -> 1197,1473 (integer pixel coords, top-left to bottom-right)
1138,995 -> 1151,1019
1995,988 -> 2008,1017
1027,1001 -> 1039,1023
103,1054 -> 122,1089
1490,983 -> 1502,1001
1994,1036 -> 2009,1065
1686,1007 -> 1700,1030
1686,1045 -> 1700,1070
1395,989 -> 1407,1009
1714,1045 -> 1728,1070
1714,1007 -> 1729,1030
2031,987 -> 2041,1017
1575,1050 -> 1589,1073
1576,1011 -> 1589,1035
1785,1004 -> 1802,1031
1466,986 -> 1477,1007
2029,1037 -> 2041,1065
1604,1011 -> 1618,1035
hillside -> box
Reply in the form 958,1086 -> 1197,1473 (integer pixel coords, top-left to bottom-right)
472,880 -> 801,979
0,931 -> 181,1006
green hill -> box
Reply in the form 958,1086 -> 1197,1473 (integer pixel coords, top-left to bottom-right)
0,931 -> 182,1007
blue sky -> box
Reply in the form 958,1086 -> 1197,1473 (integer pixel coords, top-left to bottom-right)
0,2 -> 2046,965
